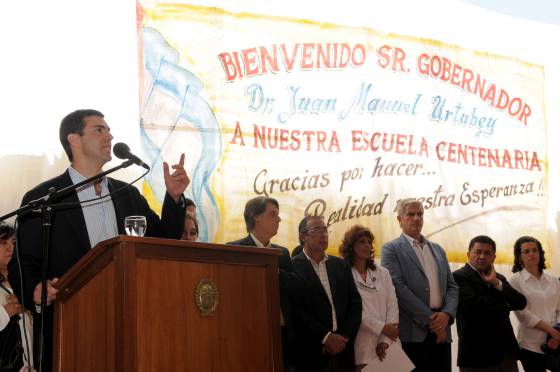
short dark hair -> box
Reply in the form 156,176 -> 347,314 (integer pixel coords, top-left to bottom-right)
185,198 -> 196,209
0,222 -> 15,240
243,196 -> 279,233
468,235 -> 496,252
185,212 -> 199,236
512,236 -> 546,273
59,109 -> 104,161
297,215 -> 323,236
339,225 -> 376,270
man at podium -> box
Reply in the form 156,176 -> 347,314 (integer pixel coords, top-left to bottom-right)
8,109 -> 189,372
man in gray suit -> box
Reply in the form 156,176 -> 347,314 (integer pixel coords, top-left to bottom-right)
381,198 -> 458,372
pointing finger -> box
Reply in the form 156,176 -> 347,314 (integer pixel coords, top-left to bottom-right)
178,153 -> 185,167
163,161 -> 170,176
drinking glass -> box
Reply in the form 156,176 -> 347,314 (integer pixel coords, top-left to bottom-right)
124,216 -> 147,237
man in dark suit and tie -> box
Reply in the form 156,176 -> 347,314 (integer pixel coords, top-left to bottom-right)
291,215 -> 362,372
453,235 -> 527,372
381,198 -> 458,372
9,109 -> 189,372
227,196 -> 297,371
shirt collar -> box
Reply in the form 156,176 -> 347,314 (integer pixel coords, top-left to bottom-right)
303,246 -> 328,265
402,233 -> 425,247
250,233 -> 271,248
467,262 -> 481,275
68,166 -> 108,191
520,268 -> 549,283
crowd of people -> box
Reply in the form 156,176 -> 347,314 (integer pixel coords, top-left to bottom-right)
1,109 -> 559,372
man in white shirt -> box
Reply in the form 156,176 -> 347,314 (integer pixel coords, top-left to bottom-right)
381,198 -> 458,372
291,216 -> 362,372
227,196 -> 296,371
10,109 -> 189,372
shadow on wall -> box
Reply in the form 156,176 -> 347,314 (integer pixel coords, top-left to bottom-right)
0,154 -> 68,221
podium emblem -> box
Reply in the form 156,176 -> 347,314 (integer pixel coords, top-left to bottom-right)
194,278 -> 219,316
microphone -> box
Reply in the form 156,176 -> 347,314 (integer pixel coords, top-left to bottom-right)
113,142 -> 150,170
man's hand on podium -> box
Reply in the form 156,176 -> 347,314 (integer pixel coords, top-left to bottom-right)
33,278 -> 59,306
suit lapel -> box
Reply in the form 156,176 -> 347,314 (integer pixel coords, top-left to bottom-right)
325,258 -> 338,311
244,235 -> 257,247
54,171 -> 90,251
400,235 -> 426,275
463,263 -> 487,288
299,255 -> 330,302
108,178 -> 127,234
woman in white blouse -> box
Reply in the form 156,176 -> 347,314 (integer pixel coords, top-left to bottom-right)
0,223 -> 34,372
509,236 -> 560,372
339,225 -> 399,372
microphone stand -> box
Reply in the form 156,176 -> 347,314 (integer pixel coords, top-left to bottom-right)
0,159 -> 135,372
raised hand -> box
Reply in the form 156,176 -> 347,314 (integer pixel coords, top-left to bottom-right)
480,264 -> 499,287
163,153 -> 190,202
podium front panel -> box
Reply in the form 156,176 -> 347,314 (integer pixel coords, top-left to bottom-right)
55,261 -> 116,372
136,258 -> 272,372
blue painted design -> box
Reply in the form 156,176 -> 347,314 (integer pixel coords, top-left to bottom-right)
141,27 -> 222,242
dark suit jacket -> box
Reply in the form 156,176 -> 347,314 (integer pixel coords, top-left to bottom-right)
453,264 -> 527,368
291,253 -> 362,372
226,235 -> 298,365
8,170 -> 185,371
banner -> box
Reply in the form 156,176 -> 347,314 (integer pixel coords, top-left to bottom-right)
138,2 -> 547,263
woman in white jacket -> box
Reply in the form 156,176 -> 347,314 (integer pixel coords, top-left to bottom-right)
510,236 -> 560,372
0,223 -> 34,372
339,225 -> 399,372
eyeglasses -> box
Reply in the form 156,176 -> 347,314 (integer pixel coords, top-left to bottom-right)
306,228 -> 329,235
521,247 -> 539,255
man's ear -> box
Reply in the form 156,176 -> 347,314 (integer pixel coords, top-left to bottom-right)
67,133 -> 80,147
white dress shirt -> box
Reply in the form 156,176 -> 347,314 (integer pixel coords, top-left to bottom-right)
303,249 -> 337,335
68,167 -> 118,248
352,266 -> 399,369
510,269 -> 560,354
403,234 -> 442,309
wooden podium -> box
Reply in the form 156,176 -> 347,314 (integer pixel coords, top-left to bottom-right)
53,236 -> 283,372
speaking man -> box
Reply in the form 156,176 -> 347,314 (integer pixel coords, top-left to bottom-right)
9,109 -> 189,371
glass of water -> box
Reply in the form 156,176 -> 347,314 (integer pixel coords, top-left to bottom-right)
124,216 -> 147,237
